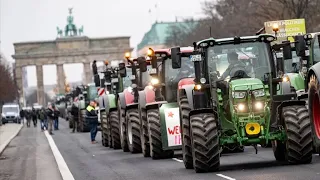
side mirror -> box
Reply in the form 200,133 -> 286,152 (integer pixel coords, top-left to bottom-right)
100,78 -> 105,88
282,43 -> 292,60
171,47 -> 181,69
151,56 -> 157,69
94,74 -> 100,87
137,57 -> 147,72
294,35 -> 307,56
318,34 -> 320,48
119,63 -> 127,77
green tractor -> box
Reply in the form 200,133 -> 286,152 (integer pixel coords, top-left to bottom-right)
76,84 -> 98,132
94,60 -> 130,149
171,34 -> 313,173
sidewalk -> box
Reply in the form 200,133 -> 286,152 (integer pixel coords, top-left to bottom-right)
0,123 -> 23,154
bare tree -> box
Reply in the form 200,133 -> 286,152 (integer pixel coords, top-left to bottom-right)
0,64 -> 18,104
165,0 -> 320,46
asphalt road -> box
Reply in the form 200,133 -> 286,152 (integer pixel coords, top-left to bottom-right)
1,119 -> 320,180
0,123 -> 62,180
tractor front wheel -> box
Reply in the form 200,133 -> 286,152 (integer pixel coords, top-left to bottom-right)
147,108 -> 174,159
179,96 -> 193,169
126,108 -> 142,153
101,112 -> 109,147
280,105 -> 313,164
110,110 -> 121,149
140,108 -> 150,157
119,105 -> 129,152
190,113 -> 220,173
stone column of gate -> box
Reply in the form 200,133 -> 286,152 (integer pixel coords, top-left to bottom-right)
56,64 -> 65,94
36,65 -> 45,106
83,62 -> 92,84
14,66 -> 24,104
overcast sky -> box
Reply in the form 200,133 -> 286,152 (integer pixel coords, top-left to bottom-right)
0,0 -> 204,86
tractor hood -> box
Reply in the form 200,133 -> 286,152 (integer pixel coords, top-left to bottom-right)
229,78 -> 264,91
285,73 -> 305,91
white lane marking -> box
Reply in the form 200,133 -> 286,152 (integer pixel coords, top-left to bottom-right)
172,158 -> 183,162
216,174 -> 236,180
44,131 -> 75,180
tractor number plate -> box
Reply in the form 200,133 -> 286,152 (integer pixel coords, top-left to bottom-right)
190,54 -> 202,62
148,68 -> 157,74
111,78 -> 118,83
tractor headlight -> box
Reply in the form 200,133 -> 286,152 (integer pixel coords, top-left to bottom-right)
254,101 -> 264,110
200,78 -> 206,84
194,84 -> 202,90
282,76 -> 290,82
252,89 -> 265,97
151,78 -> 159,85
232,91 -> 246,99
237,103 -> 246,112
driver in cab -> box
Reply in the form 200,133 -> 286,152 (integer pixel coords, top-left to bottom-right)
218,51 -> 248,81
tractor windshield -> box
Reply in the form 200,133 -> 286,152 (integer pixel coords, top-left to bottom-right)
123,67 -> 133,88
207,42 -> 272,82
164,57 -> 195,102
136,65 -> 154,87
284,52 -> 300,73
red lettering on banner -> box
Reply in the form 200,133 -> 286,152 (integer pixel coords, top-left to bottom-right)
168,126 -> 181,135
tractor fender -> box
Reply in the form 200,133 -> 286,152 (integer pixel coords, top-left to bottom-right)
118,92 -> 126,110
98,96 -> 105,110
104,94 -> 117,115
178,84 -> 195,110
123,88 -> 135,107
280,81 -> 292,94
146,101 -> 168,110
189,108 -> 215,117
307,62 -> 320,89
139,86 -> 156,109
138,91 -> 146,109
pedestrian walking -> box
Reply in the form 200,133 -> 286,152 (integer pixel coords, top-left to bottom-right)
86,101 -> 98,144
39,108 -> 47,131
46,104 -> 59,135
32,108 -> 38,127
70,101 -> 79,133
26,110 -> 32,127
19,109 -> 25,124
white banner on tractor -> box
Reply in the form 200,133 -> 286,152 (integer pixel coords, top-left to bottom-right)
97,87 -> 105,96
164,107 -> 181,146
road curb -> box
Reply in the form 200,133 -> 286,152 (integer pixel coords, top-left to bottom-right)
0,124 -> 23,155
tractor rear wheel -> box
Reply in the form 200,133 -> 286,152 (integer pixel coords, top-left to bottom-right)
140,108 -> 150,157
119,103 -> 129,152
147,108 -> 174,159
110,110 -> 121,149
107,116 -> 113,148
190,113 -> 220,173
179,96 -> 193,169
281,105 -> 313,164
308,75 -> 320,154
126,108 -> 142,153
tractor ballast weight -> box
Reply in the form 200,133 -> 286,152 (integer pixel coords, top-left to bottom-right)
172,34 -> 313,173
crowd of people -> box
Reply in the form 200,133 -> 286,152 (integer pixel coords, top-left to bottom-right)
19,100 -> 99,144
20,103 -> 60,135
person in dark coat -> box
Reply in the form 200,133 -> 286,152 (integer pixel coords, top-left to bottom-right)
31,108 -> 38,127
19,110 -> 25,124
46,104 -> 60,135
70,102 -> 79,133
86,101 -> 98,144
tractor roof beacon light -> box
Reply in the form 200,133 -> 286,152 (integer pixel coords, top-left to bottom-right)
272,23 -> 279,39
125,52 -> 131,60
147,48 -> 155,57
